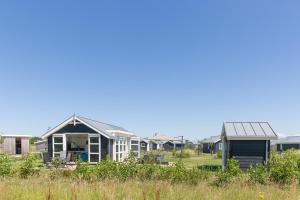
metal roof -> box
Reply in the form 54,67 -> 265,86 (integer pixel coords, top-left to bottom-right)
222,122 -> 278,140
41,115 -> 134,139
1,134 -> 32,138
201,135 -> 221,144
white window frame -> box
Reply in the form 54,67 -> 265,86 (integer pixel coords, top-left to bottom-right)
141,143 -> 146,147
52,134 -> 66,158
115,137 -> 128,162
88,134 -> 101,163
219,143 -> 222,150
130,138 -> 140,158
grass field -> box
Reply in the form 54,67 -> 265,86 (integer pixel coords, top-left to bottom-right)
164,151 -> 221,168
0,178 -> 299,200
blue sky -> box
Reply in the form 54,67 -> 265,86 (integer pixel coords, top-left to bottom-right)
0,1 -> 300,140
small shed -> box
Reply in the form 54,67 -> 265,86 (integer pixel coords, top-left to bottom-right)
34,140 -> 48,152
272,136 -> 300,151
221,122 -> 277,170
201,136 -> 222,154
0,134 -> 32,155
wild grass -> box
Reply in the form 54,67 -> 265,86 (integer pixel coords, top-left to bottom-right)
0,177 -> 298,200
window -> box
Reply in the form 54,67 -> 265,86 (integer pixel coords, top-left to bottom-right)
89,135 -> 100,163
130,139 -> 140,158
219,143 -> 222,150
115,137 -> 127,162
141,143 -> 146,147
53,135 -> 64,158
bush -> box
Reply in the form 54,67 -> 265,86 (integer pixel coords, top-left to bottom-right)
268,150 -> 300,185
0,155 -> 12,177
215,159 -> 241,186
216,150 -> 222,159
248,164 -> 268,184
198,165 -> 222,172
19,154 -> 41,178
75,160 -> 93,180
173,150 -> 191,158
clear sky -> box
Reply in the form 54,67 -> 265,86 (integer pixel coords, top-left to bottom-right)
0,1 -> 300,140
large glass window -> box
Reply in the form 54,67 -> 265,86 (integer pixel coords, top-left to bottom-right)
53,135 -> 64,158
130,139 -> 140,158
115,137 -> 127,162
89,135 -> 100,163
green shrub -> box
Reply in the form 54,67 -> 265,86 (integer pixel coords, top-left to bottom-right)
217,150 -> 222,159
248,164 -> 268,184
197,165 -> 222,172
19,154 -> 41,178
215,159 -> 241,186
0,155 -> 12,177
174,150 -> 191,158
268,150 -> 300,185
51,157 -> 63,169
75,160 -> 93,180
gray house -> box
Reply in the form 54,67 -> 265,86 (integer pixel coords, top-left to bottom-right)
201,136 -> 222,154
41,115 -> 140,163
221,122 -> 278,170
272,136 -> 300,151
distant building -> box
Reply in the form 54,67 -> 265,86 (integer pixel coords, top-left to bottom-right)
0,134 -> 32,155
34,140 -> 47,152
272,136 -> 300,151
201,136 -> 222,154
143,134 -> 185,151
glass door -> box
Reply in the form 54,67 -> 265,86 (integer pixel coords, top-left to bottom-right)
88,134 -> 101,163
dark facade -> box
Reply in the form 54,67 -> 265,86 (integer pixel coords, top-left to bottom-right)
202,141 -> 221,154
277,143 -> 300,151
226,140 -> 269,170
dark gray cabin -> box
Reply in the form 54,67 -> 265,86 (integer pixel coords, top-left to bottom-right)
201,136 -> 222,154
163,141 -> 184,151
221,122 -> 278,170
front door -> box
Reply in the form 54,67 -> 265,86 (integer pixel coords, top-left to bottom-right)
88,134 -> 101,163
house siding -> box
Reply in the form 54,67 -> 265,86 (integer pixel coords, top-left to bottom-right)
48,135 -> 53,160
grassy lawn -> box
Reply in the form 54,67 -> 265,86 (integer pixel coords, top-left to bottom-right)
164,151 -> 222,168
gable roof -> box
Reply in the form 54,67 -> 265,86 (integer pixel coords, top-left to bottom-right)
201,135 -> 221,144
41,115 -> 134,139
222,122 -> 278,140
145,134 -> 176,141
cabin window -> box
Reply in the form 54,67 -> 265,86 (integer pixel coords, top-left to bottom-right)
130,139 -> 140,158
89,135 -> 100,163
115,137 -> 127,162
219,143 -> 222,150
53,135 -> 64,157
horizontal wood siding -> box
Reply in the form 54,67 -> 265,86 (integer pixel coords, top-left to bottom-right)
229,140 -> 267,170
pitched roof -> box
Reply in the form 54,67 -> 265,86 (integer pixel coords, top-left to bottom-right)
201,135 -> 221,144
41,115 -> 133,139
0,134 -> 32,138
222,122 -> 278,140
145,134 -> 175,141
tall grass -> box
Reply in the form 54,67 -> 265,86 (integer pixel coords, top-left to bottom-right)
0,178 -> 298,200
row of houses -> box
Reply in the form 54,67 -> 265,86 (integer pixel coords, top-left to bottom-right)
1,116 -> 300,170
0,115 -> 188,163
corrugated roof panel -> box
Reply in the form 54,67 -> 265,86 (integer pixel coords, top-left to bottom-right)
224,123 -> 237,136
234,123 -> 247,136
242,123 -> 256,136
250,123 -> 266,136
259,123 -> 275,137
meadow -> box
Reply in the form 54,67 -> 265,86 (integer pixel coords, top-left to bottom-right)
0,150 -> 300,200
